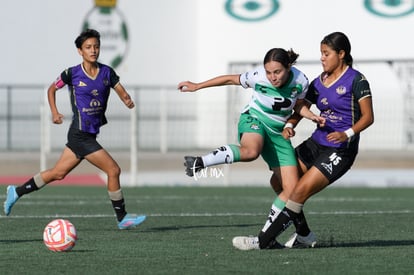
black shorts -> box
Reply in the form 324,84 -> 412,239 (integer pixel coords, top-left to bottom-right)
296,137 -> 358,184
66,127 -> 103,159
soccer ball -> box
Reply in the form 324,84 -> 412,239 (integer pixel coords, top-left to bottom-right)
43,219 -> 77,252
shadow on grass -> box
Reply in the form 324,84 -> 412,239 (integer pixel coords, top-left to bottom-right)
317,239 -> 414,248
0,239 -> 42,244
144,222 -> 262,232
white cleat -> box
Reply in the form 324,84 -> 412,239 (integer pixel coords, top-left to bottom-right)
285,232 -> 317,248
232,236 -> 260,250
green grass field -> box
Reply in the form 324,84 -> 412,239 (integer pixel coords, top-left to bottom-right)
1,185 -> 413,274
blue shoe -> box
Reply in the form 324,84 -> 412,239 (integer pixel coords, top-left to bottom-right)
4,185 -> 19,216
118,214 -> 146,230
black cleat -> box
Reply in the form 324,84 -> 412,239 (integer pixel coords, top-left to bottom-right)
184,156 -> 204,177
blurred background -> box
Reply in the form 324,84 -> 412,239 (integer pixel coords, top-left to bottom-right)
0,0 -> 413,186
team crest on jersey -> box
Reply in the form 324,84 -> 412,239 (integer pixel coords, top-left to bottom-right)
250,123 -> 260,130
336,85 -> 346,95
291,87 -> 298,98
78,81 -> 87,87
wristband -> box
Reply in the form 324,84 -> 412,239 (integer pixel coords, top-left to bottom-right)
344,128 -> 355,138
284,122 -> 294,129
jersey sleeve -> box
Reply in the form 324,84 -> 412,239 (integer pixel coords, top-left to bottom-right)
290,67 -> 309,100
239,66 -> 262,89
55,68 -> 72,89
352,73 -> 372,101
298,73 -> 309,100
305,79 -> 318,104
109,67 -> 120,88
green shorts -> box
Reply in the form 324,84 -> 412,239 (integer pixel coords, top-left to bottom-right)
238,113 -> 297,168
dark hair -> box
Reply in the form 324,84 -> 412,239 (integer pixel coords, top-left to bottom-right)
321,32 -> 353,67
75,29 -> 101,49
263,48 -> 299,68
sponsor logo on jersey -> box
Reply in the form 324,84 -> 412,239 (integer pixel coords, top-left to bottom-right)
90,99 -> 101,107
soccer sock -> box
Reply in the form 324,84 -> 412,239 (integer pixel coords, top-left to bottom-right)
108,189 -> 127,222
258,200 -> 303,249
15,173 -> 46,197
201,144 -> 240,167
294,211 -> 311,236
261,197 -> 286,232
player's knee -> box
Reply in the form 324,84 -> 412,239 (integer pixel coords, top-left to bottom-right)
106,165 -> 121,178
241,148 -> 260,161
53,171 -> 67,181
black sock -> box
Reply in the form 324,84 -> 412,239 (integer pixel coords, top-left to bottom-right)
258,207 -> 298,249
111,199 -> 127,222
294,211 -> 311,236
15,178 -> 38,197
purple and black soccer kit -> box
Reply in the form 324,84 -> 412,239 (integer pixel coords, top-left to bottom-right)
55,63 -> 120,158
296,67 -> 372,183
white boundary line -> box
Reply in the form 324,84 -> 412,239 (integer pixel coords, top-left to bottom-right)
1,209 -> 412,219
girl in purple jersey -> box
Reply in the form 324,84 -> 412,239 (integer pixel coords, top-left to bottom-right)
4,29 -> 146,230
232,32 -> 374,250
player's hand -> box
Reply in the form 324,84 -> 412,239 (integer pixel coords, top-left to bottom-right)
124,98 -> 135,109
178,81 -> 197,92
311,115 -> 326,127
326,131 -> 348,144
52,113 -> 64,124
282,127 -> 295,140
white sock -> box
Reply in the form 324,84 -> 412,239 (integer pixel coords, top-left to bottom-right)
201,145 -> 234,167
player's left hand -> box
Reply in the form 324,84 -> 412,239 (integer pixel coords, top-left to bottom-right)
326,131 -> 348,143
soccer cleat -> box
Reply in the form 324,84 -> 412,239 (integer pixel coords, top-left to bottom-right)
232,236 -> 260,250
284,231 -> 317,248
118,214 -> 146,230
184,156 -> 204,177
4,185 -> 19,216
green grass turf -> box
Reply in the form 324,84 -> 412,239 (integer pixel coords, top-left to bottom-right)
1,186 -> 413,274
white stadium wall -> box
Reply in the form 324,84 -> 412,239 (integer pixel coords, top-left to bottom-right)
1,0 -> 414,151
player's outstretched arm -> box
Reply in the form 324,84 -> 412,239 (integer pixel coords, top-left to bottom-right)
178,74 -> 241,92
